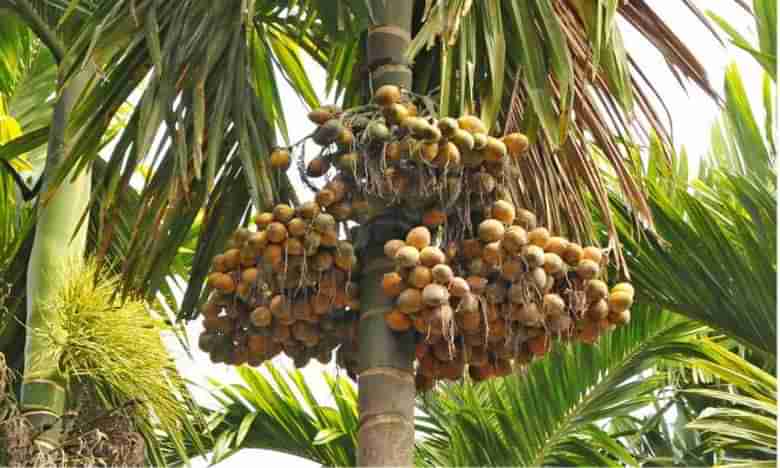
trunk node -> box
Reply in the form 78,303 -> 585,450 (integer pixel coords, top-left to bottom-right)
358,244 -> 415,467
358,367 -> 415,424
358,414 -> 415,467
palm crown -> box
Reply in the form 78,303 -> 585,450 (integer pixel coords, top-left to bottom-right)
1,0 -> 733,317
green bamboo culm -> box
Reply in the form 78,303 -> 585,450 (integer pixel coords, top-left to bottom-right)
21,68 -> 93,448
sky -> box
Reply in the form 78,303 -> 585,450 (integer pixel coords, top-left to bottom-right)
165,2 -> 767,467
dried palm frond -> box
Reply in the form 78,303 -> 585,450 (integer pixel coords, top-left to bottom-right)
398,0 -> 734,273
0,351 -> 146,467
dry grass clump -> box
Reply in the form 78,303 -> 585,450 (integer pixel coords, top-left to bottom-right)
0,352 -> 145,467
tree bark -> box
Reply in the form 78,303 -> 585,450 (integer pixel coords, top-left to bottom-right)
357,1 -> 415,466
21,67 -> 92,449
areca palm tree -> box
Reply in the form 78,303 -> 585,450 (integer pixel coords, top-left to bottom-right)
0,9 -> 209,465
0,0 -> 754,465
0,5 -> 58,384
196,8 -> 777,465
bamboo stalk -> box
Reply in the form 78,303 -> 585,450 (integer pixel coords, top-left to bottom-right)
21,67 -> 92,449
357,2 -> 415,466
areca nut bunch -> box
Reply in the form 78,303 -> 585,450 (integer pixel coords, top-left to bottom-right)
380,199 -> 635,392
258,85 -> 634,385
200,201 -> 360,369
286,84 -> 529,222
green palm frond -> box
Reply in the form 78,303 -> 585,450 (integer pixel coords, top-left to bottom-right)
708,0 -> 776,80
613,18 -> 776,356
1,45 -> 59,187
0,0 -> 91,170
605,338 -> 777,466
682,340 -> 777,465
414,308 -> 708,467
717,62 -> 774,180
0,7 -> 38,96
6,46 -> 56,135
698,3 -> 776,178
606,401 -> 713,467
8,0 -> 109,53
0,1 -> 350,321
614,173 -> 776,357
200,363 -> 358,467
697,44 -> 776,184
0,99 -> 33,277
0,168 -> 32,276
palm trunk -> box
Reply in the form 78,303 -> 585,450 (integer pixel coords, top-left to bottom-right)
357,1 -> 415,466
21,68 -> 92,449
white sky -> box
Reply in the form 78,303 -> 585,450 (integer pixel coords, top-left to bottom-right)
167,3 -> 766,467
